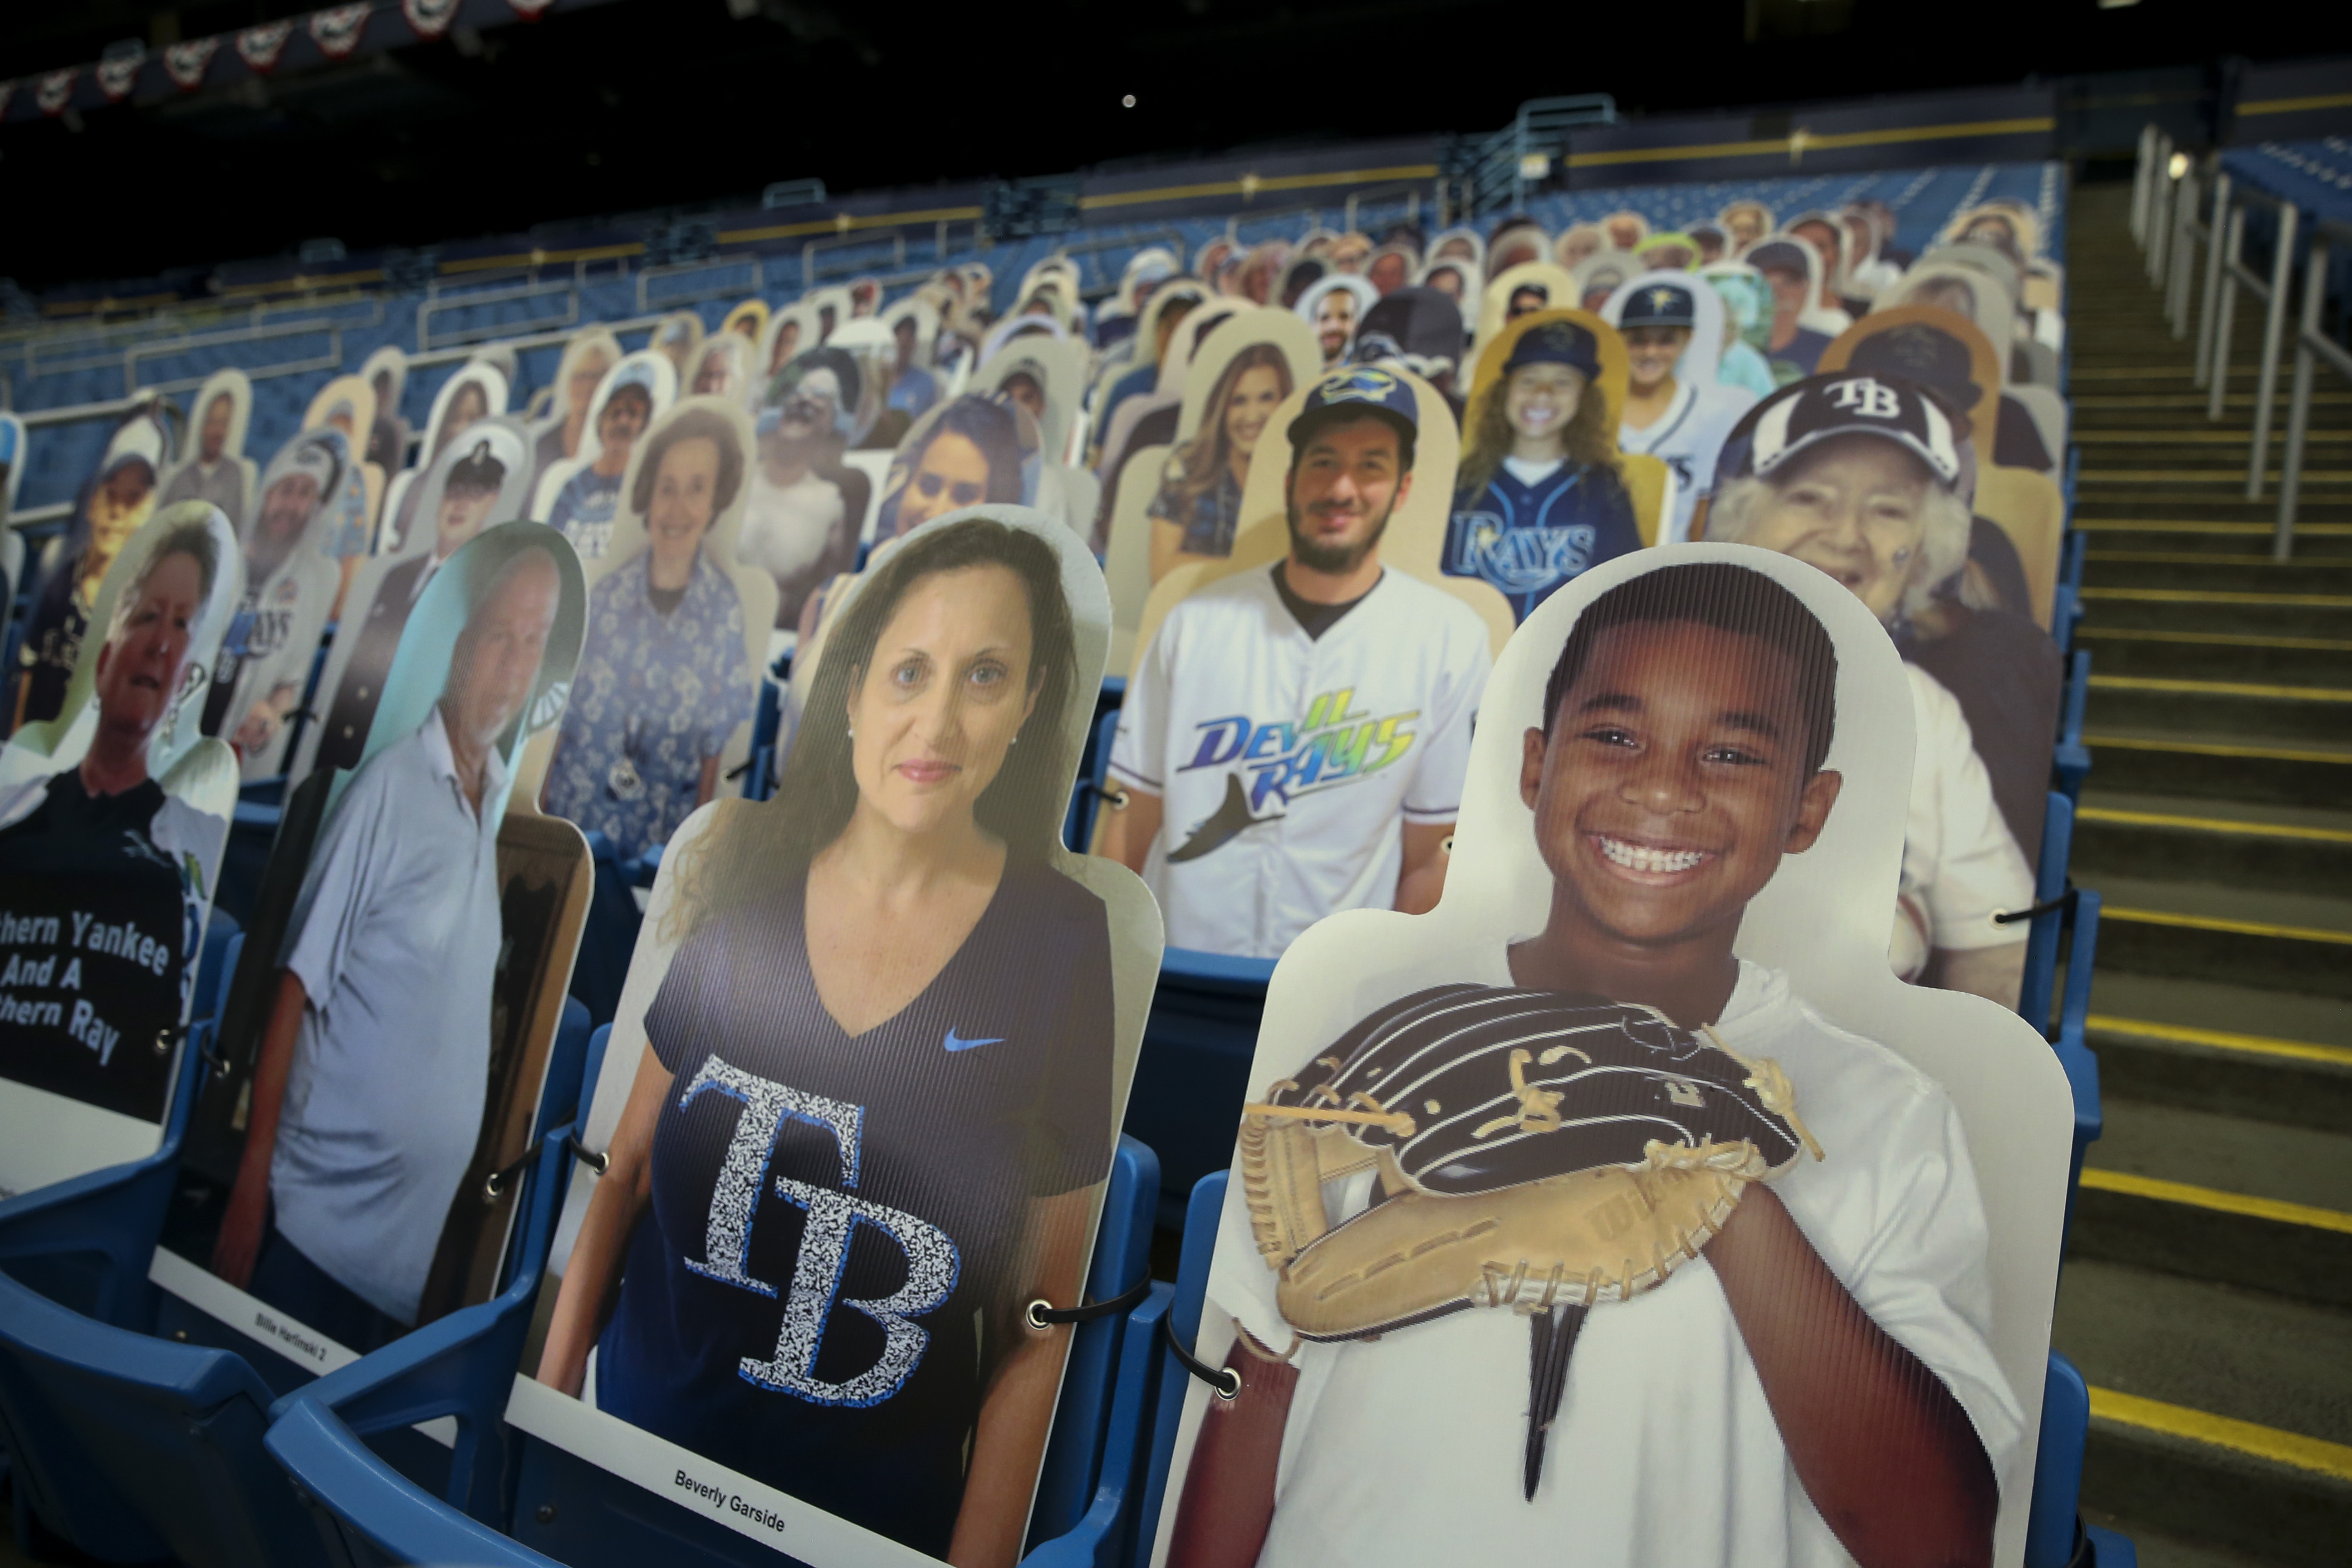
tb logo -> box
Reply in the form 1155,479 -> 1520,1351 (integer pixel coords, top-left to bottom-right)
677,1056 -> 960,1408
1825,376 -> 1902,420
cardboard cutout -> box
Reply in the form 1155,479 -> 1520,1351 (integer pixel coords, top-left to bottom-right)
534,327 -> 627,488
203,428 -> 356,781
16,414 -> 174,731
1146,544 -> 2071,1568
161,521 -> 588,1370
1553,223 -> 1605,271
1747,234 -> 1850,338
1635,231 -> 1701,272
159,369 -> 258,534
386,361 -> 513,547
737,345 -> 877,634
1698,262 -> 1784,399
1415,254 -> 1482,314
0,503 -> 242,1196
1472,261 -> 1579,366
1100,364 -> 1507,962
1602,274 -> 1760,546
514,508 -> 1162,1568
1093,299 -> 1250,539
299,418 -> 539,780
1428,227 -> 1485,269
873,392 -> 1042,544
1106,309 -> 1320,639
1820,308 -> 2063,629
1697,372 -> 2052,994
359,345 -> 412,474
1449,309 -> 1671,613
1486,221 -> 1551,278
1294,274 -> 1379,369
805,286 -> 855,346
1739,239 -> 1842,382
530,397 -> 775,863
690,332 -> 759,407
654,310 -> 706,383
758,303 -> 816,381
1717,198 -> 1776,251
534,351 -> 679,562
1940,203 -> 2039,262
1569,249 -> 1642,316
722,297 -> 771,347
975,333 -> 1096,534
302,375 -> 390,579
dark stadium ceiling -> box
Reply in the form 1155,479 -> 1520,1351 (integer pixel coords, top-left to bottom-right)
0,0 -> 2342,291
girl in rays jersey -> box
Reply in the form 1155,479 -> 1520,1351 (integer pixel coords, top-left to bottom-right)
1443,319 -> 1641,623
537,517 -> 1117,1568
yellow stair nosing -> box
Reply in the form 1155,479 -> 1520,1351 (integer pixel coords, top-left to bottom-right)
2101,904 -> 2352,945
2081,733 -> 2352,763
2079,586 -> 2352,606
2087,1386 -> 2352,1482
2075,627 -> 2352,652
2087,675 -> 2352,702
2084,1011 -> 2352,1067
2077,1167 -> 2352,1234
2076,805 -> 2352,843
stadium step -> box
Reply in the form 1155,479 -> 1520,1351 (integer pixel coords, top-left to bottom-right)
2056,1259 -> 2352,1568
2059,177 -> 2352,1566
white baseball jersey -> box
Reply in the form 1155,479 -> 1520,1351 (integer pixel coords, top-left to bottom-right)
1109,566 -> 1491,959
1903,664 -> 2033,955
1619,379 -> 1758,545
1181,953 -> 2022,1568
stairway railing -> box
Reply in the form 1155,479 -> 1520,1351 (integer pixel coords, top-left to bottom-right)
2271,216 -> 2352,559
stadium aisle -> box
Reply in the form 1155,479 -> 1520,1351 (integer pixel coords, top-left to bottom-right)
2055,179 -> 2352,1567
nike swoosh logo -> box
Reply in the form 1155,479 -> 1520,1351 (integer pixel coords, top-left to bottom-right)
944,1029 -> 1005,1053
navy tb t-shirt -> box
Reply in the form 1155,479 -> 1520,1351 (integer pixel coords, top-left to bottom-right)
594,857 -> 1116,1555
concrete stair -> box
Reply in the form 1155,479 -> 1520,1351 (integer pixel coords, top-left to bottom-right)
2056,178 -> 2352,1568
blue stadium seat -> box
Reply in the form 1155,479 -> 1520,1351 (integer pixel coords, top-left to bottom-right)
1125,951 -> 1273,1233
263,1137 -> 1166,1568
2054,648 -> 2092,802
0,999 -> 593,1566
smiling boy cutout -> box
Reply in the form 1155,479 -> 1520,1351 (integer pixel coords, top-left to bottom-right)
1163,560 -> 2018,1568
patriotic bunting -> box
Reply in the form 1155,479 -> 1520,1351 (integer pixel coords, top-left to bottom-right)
95,52 -> 143,103
402,0 -> 464,39
310,4 -> 375,60
163,38 -> 220,91
34,70 -> 74,116
236,21 -> 296,73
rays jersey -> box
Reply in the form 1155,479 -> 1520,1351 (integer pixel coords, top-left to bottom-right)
1618,380 -> 1758,545
1443,459 -> 1643,623
1108,567 -> 1490,959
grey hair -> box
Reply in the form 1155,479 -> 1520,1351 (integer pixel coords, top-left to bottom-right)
109,518 -> 221,642
445,544 -> 561,696
1705,470 -> 1972,624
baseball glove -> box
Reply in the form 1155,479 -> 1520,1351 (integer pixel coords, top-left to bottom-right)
1238,984 -> 1821,1341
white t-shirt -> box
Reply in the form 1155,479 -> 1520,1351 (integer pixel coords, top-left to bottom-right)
1108,566 -> 1491,959
1619,379 -> 1759,545
735,467 -> 848,587
1903,665 -> 2033,955
1199,953 -> 2021,1568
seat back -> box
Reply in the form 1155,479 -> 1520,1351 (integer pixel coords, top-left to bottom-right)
0,1264 -> 320,1568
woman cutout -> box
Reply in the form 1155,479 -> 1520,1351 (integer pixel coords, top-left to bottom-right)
877,394 -> 1028,541
1445,318 -> 1641,623
536,517 -> 1116,1568
1145,343 -> 1293,581
543,407 -> 754,861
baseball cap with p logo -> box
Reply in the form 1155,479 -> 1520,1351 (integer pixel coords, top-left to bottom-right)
1747,372 -> 1961,489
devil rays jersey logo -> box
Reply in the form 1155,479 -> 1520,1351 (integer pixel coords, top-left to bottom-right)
1166,687 -> 1420,861
678,1056 -> 960,1409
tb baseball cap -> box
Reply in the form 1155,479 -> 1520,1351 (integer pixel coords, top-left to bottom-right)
1617,283 -> 1698,331
1740,372 -> 1962,488
1288,365 -> 1420,447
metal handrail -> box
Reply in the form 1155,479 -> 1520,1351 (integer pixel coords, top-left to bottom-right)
417,278 -> 579,352
2166,163 -> 2202,339
803,230 -> 907,289
2195,170 -> 2232,387
636,253 -> 763,315
2273,218 -> 2352,558
2198,184 -> 2299,495
126,319 -> 343,393
401,312 -> 669,370
1342,182 -> 1425,236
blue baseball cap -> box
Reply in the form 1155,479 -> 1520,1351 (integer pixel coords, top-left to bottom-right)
1287,365 -> 1420,448
1735,372 -> 1963,489
1502,319 -> 1602,381
1617,282 -> 1697,331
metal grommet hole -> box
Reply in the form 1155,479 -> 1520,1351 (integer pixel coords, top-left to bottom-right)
1213,1367 -> 1242,1401
1025,1298 -> 1052,1331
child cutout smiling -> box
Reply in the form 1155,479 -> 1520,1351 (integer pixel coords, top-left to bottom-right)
1165,559 -> 2020,1568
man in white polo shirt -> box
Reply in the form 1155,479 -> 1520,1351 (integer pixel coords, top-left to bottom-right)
1102,368 -> 1492,959
212,546 -> 563,1349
